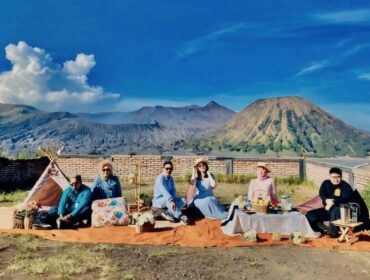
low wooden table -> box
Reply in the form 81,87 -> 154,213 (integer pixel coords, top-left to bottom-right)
332,219 -> 363,244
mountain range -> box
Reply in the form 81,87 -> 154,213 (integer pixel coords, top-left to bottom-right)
0,101 -> 235,155
0,97 -> 369,157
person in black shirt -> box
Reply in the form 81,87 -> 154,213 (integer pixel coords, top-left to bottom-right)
306,167 -> 369,237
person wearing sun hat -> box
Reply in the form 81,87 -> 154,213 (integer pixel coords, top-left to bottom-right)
247,162 -> 279,206
188,157 -> 227,219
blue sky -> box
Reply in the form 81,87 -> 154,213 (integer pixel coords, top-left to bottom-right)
0,0 -> 370,130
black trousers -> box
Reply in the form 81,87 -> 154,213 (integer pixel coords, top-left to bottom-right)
306,206 -> 341,236
46,206 -> 91,228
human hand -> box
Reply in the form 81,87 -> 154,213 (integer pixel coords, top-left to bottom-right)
170,201 -> 176,211
64,214 -> 72,222
192,167 -> 198,178
325,199 -> 334,210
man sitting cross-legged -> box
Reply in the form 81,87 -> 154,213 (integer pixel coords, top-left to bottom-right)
46,175 -> 92,228
152,161 -> 189,225
306,167 -> 369,237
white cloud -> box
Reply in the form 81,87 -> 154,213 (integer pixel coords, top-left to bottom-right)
314,9 -> 370,24
176,23 -> 246,58
295,60 -> 330,76
358,72 -> 370,80
0,41 -> 120,111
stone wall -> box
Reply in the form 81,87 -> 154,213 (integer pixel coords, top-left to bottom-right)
0,157 -> 49,191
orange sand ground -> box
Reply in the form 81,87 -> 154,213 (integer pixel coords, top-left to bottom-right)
1,219 -> 370,251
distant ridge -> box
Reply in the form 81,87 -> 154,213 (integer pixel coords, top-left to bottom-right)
0,101 -> 235,155
76,100 -> 235,126
1,98 -> 369,156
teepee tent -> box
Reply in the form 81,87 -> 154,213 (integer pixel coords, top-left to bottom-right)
23,147 -> 70,209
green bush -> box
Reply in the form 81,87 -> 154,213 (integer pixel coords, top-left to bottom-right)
362,183 -> 370,209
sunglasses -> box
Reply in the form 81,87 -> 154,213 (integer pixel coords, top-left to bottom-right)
165,167 -> 173,171
102,168 -> 111,172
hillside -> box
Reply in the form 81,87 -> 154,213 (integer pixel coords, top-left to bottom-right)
206,97 -> 370,157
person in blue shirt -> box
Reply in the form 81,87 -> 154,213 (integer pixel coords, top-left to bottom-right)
152,161 -> 189,224
46,175 -> 91,228
91,161 -> 122,201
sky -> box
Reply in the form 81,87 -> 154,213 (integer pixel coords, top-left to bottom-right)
0,0 -> 370,130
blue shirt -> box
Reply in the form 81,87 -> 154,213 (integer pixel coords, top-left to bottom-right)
58,184 -> 91,217
91,175 -> 122,201
152,174 -> 177,206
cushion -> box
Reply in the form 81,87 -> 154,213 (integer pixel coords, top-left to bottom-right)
91,197 -> 130,227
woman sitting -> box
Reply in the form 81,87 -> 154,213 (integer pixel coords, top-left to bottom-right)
247,162 -> 279,206
188,158 -> 227,219
91,160 -> 122,201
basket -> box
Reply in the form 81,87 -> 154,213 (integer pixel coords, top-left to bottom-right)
13,210 -> 25,229
252,203 -> 268,213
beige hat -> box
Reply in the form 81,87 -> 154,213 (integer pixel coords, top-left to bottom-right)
194,157 -> 208,167
256,162 -> 271,173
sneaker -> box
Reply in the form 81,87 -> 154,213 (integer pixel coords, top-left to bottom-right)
179,215 -> 189,225
160,212 -> 176,223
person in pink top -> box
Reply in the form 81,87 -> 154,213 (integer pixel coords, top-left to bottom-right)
247,162 -> 279,206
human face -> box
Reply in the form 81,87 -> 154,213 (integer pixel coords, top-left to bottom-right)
197,162 -> 207,173
329,173 -> 342,185
102,165 -> 111,178
70,178 -> 81,190
256,167 -> 268,178
163,164 -> 173,178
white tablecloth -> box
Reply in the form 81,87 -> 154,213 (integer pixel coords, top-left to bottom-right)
221,203 -> 320,238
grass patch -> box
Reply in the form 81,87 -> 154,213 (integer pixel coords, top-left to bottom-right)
362,183 -> 370,209
149,248 -> 180,258
0,190 -> 27,207
4,246 -> 118,279
2,176 -> 317,209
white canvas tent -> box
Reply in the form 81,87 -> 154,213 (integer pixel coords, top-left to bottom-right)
22,147 -> 70,209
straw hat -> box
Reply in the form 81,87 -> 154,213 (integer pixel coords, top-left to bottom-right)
256,162 -> 271,173
194,157 -> 208,167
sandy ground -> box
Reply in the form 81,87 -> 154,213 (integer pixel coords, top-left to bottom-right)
0,207 -> 14,229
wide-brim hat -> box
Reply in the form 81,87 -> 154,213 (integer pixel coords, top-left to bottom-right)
256,162 -> 271,173
194,157 -> 208,167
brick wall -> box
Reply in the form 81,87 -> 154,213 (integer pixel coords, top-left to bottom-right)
306,161 -> 350,187
233,159 -> 300,177
353,168 -> 370,192
306,160 -> 370,192
7,155 -> 369,191
0,157 -> 49,191
56,155 -> 302,184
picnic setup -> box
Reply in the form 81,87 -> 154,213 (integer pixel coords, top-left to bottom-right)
1,148 -> 370,252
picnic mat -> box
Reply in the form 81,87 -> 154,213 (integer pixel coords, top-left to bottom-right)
1,219 -> 370,251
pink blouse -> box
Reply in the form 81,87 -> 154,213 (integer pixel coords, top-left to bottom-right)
247,177 -> 279,206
